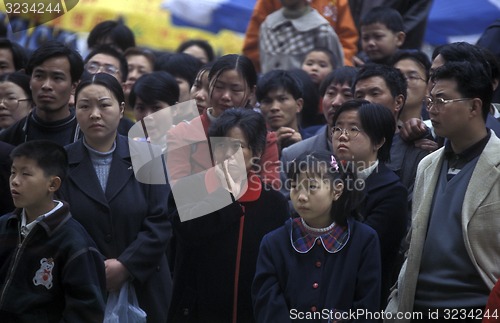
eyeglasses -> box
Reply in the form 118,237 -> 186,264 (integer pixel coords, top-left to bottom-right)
0,97 -> 31,109
331,126 -> 362,138
404,73 -> 426,83
85,62 -> 120,76
424,97 -> 473,112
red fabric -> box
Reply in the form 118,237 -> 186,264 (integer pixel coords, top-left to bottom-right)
242,0 -> 358,71
167,110 -> 281,189
483,278 -> 500,323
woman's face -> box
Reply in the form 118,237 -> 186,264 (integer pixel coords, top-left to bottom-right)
190,69 -> 209,115
0,81 -> 31,129
332,109 -> 379,169
176,77 -> 191,103
210,69 -> 252,117
213,126 -> 256,180
76,84 -> 124,151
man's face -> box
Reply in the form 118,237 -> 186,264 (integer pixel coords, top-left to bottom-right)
30,56 -> 75,119
394,58 -> 427,108
259,88 -> 302,130
361,23 -> 404,63
428,79 -> 475,142
0,48 -> 16,75
354,76 -> 402,118
85,53 -> 122,82
322,82 -> 353,126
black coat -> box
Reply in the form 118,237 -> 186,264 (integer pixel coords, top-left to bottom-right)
59,135 -> 172,323
359,162 -> 408,307
168,173 -> 289,323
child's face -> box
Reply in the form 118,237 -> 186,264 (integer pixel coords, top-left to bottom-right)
302,51 -> 334,85
259,88 -> 303,131
10,157 -> 56,214
210,69 -> 252,117
290,172 -> 342,228
361,23 -> 404,62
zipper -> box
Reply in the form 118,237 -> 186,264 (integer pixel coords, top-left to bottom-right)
0,225 -> 34,307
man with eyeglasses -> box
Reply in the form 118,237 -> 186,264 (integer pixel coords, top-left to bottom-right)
0,41 -> 83,147
353,63 -> 428,211
385,60 -> 500,322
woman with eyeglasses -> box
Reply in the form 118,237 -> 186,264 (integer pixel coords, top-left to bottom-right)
331,99 -> 408,309
0,72 -> 32,132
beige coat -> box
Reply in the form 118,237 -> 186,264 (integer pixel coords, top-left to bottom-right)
385,133 -> 500,322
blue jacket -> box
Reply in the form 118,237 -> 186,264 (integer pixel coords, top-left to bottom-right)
252,218 -> 381,322
59,135 -> 172,323
0,203 -> 106,322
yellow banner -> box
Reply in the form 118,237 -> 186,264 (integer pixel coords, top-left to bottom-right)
0,0 -> 244,55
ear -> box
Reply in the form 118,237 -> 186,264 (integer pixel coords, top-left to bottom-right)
374,137 -> 386,151
296,98 -> 304,114
394,94 -> 404,115
331,181 -> 344,202
119,102 -> 125,119
71,81 -> 78,95
469,98 -> 483,118
395,31 -> 406,47
48,176 -> 62,192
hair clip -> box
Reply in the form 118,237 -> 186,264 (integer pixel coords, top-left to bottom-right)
331,155 -> 339,171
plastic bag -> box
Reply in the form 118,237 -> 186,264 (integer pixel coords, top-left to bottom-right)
103,281 -> 147,323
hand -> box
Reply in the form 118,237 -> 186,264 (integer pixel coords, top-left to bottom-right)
276,127 -> 302,149
105,259 -> 130,292
352,56 -> 365,67
414,138 -> 439,152
215,159 -> 243,198
399,118 -> 428,142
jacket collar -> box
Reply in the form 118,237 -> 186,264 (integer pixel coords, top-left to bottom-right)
289,217 -> 350,254
7,201 -> 71,237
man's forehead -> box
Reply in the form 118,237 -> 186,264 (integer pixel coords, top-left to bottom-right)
88,53 -> 120,67
355,76 -> 388,90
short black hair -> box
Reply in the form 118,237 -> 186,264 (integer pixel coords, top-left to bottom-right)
256,69 -> 303,102
332,99 -> 395,162
26,40 -> 84,83
361,6 -> 405,33
129,71 -> 179,107
155,53 -> 203,88
319,66 -> 358,97
286,150 -> 362,225
391,49 -> 431,81
431,61 -> 493,121
208,108 -> 267,157
176,39 -> 215,63
353,63 -> 407,103
0,38 -> 29,71
75,72 -> 125,105
87,20 -> 136,52
85,44 -> 128,82
302,47 -> 337,67
124,47 -> 156,69
10,140 -> 68,182
0,71 -> 32,100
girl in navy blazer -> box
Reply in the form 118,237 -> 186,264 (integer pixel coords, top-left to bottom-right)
59,73 -> 172,323
252,151 -> 381,322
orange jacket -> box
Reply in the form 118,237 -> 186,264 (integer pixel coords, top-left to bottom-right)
242,0 -> 358,72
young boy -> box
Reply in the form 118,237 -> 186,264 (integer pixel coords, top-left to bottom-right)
259,0 -> 344,74
0,140 -> 106,322
256,69 -> 304,152
356,6 -> 406,66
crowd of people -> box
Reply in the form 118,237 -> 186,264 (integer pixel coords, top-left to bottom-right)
1,1 -> 500,322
